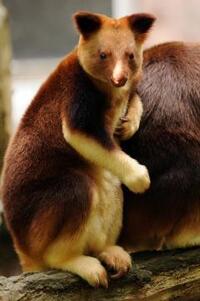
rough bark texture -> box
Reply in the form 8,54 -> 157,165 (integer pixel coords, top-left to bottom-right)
0,0 -> 11,171
1,248 -> 200,301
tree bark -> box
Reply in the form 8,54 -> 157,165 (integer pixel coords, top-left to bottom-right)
1,248 -> 200,301
0,0 -> 11,171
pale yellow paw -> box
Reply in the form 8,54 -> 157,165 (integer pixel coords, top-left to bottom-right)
99,246 -> 132,279
115,116 -> 140,141
79,257 -> 108,288
125,163 -> 150,193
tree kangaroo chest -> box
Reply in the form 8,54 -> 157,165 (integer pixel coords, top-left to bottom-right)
86,168 -> 123,254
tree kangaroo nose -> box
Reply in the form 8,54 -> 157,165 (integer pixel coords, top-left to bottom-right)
110,76 -> 128,87
111,61 -> 128,87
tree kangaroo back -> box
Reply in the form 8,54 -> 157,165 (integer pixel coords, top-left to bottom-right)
120,42 -> 200,251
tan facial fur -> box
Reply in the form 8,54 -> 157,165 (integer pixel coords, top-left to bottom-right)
76,14 -> 149,90
78,25 -> 142,86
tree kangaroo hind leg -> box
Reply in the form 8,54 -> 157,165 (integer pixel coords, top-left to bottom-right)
42,171 -> 108,288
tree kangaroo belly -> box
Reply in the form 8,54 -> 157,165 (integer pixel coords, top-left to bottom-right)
86,169 -> 123,254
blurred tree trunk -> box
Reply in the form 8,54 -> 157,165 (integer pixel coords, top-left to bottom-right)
0,0 -> 11,172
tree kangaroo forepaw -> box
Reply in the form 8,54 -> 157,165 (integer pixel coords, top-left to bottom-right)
115,117 -> 140,140
125,164 -> 150,193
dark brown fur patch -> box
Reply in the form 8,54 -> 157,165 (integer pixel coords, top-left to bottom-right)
62,55 -> 114,149
73,11 -> 102,39
120,42 -> 200,250
1,50 -> 107,256
128,13 -> 156,42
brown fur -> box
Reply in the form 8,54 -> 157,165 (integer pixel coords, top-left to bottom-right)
1,11 -> 155,287
120,42 -> 200,251
2,53 -> 94,256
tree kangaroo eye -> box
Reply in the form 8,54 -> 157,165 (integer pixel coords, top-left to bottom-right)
129,53 -> 134,60
99,52 -> 107,60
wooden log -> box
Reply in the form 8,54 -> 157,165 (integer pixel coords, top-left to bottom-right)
1,248 -> 200,301
0,0 -> 11,171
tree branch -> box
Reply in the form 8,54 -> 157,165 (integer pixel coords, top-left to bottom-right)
0,0 -> 11,171
1,248 -> 200,301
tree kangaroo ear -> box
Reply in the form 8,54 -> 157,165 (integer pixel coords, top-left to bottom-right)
128,13 -> 156,41
73,11 -> 102,38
